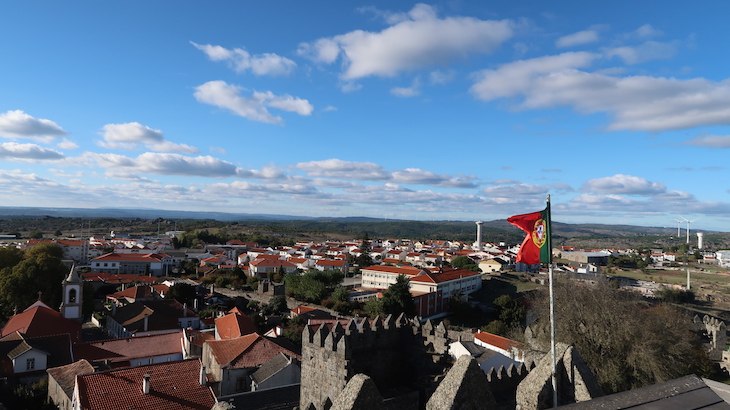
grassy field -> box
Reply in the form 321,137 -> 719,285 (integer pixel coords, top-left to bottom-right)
609,267 -> 730,286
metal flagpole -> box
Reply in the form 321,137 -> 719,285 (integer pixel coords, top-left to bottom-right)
547,194 -> 558,407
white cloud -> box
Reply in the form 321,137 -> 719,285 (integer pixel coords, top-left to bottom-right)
429,70 -> 456,85
0,142 -> 65,161
391,168 -> 477,188
685,134 -> 730,148
296,159 -> 390,180
87,152 -> 240,178
582,174 -> 666,195
471,52 -> 730,132
0,110 -> 67,142
298,3 -> 513,80
194,81 -> 313,124
604,40 -> 677,65
390,78 -> 421,97
481,183 -> 549,198
99,122 -> 199,153
556,30 -> 599,48
190,42 -> 296,76
470,52 -> 599,101
624,24 -> 664,40
57,139 -> 79,150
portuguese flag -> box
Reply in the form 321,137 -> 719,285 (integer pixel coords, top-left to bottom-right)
508,202 -> 552,265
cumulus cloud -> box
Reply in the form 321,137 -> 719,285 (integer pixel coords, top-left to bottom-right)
0,142 -> 65,161
390,79 -> 421,97
298,3 -> 513,80
624,24 -> 664,40
190,42 -> 296,76
604,40 -> 677,65
194,81 -> 313,124
581,174 -> 666,195
296,159 -> 390,180
99,122 -> 199,153
481,183 -> 550,198
87,152 -> 240,178
0,110 -> 67,142
556,30 -> 600,48
391,168 -> 477,188
686,134 -> 730,148
209,180 -> 320,197
57,139 -> 79,150
470,52 -> 730,132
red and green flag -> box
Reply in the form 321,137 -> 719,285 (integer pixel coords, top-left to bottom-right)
508,203 -> 552,265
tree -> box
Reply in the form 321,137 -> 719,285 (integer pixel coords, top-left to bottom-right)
28,229 -> 44,239
451,255 -> 480,272
356,232 -> 373,267
0,243 -> 67,320
267,295 -> 288,314
364,297 -> 384,318
332,286 -> 348,303
492,294 -> 525,328
54,229 -> 63,237
382,274 -> 415,317
530,278 -> 710,394
167,283 -> 197,305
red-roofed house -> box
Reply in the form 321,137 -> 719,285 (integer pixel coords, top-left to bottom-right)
214,311 -> 258,340
314,258 -> 349,274
105,285 -> 166,306
47,359 -> 94,410
91,252 -> 174,277
105,300 -> 199,339
0,300 -> 82,342
474,330 -> 525,361
74,358 -> 216,410
202,333 -> 300,396
73,331 -> 185,368
248,258 -> 297,277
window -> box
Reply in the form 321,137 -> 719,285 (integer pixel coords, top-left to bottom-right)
26,358 -> 35,371
68,288 -> 77,303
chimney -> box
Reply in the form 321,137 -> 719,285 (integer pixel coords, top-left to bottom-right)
142,374 -> 151,394
200,365 -> 207,386
143,314 -> 149,332
183,303 -> 187,317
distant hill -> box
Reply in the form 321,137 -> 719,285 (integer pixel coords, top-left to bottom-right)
0,206 -> 726,250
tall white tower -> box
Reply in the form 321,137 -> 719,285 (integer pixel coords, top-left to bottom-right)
60,263 -> 83,321
697,232 -> 704,250
475,221 -> 484,251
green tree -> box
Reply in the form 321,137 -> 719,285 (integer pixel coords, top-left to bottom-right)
382,274 -> 415,317
54,229 -> 63,237
492,294 -> 525,328
364,297 -> 384,317
267,295 -> 288,314
166,283 -> 197,305
0,243 -> 67,320
451,255 -> 480,272
356,232 -> 373,267
28,229 -> 44,239
332,286 -> 349,303
180,258 -> 199,276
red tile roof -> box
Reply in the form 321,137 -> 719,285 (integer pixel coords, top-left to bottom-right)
0,301 -> 82,342
82,273 -> 158,284
215,312 -> 257,340
93,252 -> 167,262
76,359 -> 215,410
315,259 -> 346,267
207,334 -> 300,369
47,359 -> 95,399
474,331 -> 525,352
291,305 -> 316,315
74,331 -> 184,367
361,265 -> 425,276
410,268 -> 481,284
250,258 -> 295,268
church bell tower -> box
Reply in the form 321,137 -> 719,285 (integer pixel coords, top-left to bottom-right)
61,263 -> 83,321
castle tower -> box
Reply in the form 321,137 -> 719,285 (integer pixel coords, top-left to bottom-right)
60,263 -> 83,321
475,221 -> 484,251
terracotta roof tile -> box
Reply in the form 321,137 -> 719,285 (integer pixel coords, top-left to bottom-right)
76,359 -> 215,410
207,334 -> 300,369
74,331 -> 184,367
0,302 -> 82,342
215,312 -> 257,340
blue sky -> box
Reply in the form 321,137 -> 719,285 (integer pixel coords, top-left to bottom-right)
1,1 -> 729,232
